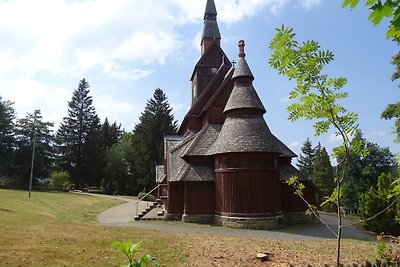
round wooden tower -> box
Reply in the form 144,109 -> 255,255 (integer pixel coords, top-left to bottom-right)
210,41 -> 283,229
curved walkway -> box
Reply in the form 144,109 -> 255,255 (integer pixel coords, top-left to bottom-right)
96,195 -> 375,241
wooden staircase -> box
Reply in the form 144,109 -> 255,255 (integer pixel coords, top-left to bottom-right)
134,198 -> 165,221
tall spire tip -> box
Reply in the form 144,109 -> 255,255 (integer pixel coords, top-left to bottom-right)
238,40 -> 245,58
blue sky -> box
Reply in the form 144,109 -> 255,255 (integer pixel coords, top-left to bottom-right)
0,0 -> 398,161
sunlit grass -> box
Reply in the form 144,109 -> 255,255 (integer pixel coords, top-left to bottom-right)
0,189 -> 376,266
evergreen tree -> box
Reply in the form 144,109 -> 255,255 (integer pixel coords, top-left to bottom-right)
13,110 -> 54,186
130,88 -> 178,192
80,115 -> 103,186
297,138 -> 315,178
311,144 -> 335,205
0,96 -> 15,178
56,78 -> 97,188
340,132 -> 396,210
359,172 -> 400,235
101,118 -> 122,150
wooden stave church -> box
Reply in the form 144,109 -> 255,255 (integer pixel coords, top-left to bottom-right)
156,0 -> 317,229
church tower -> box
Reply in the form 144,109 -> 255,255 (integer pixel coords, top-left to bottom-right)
190,0 -> 230,105
201,0 -> 221,54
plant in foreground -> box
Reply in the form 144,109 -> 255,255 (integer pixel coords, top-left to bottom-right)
112,240 -> 159,267
372,234 -> 400,266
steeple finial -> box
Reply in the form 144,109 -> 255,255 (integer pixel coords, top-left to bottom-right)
204,0 -> 217,19
201,0 -> 221,54
238,40 -> 245,58
232,39 -> 254,80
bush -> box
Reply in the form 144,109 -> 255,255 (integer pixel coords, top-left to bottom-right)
358,173 -> 400,235
50,171 -> 72,191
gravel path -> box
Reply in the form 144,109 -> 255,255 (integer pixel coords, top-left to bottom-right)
96,194 -> 375,241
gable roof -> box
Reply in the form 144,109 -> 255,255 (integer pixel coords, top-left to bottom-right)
167,125 -> 219,182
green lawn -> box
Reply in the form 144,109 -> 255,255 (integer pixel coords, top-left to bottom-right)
0,189 -> 185,267
0,189 -> 376,266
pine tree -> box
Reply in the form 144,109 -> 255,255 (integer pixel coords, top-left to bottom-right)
297,138 -> 315,178
56,78 -> 97,188
130,88 -> 178,193
101,118 -> 122,150
0,96 -> 15,177
311,144 -> 335,205
80,115 -> 103,186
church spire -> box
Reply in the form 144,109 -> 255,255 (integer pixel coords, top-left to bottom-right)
201,0 -> 221,54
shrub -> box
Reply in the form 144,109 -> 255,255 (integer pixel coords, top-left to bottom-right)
358,173 -> 400,235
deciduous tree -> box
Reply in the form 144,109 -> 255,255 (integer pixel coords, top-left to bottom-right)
13,110 -> 54,185
269,25 -> 362,266
0,96 -> 15,178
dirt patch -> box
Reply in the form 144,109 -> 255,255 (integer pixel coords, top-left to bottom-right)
172,233 -> 375,266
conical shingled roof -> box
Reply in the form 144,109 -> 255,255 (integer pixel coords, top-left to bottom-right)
204,0 -> 217,18
202,0 -> 221,40
210,40 -> 281,155
224,40 -> 265,115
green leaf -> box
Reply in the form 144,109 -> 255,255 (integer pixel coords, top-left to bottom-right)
366,0 -> 378,6
342,0 -> 360,9
369,2 -> 393,25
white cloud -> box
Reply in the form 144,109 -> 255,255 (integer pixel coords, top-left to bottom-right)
300,0 -> 321,11
101,63 -> 153,80
328,133 -> 342,143
0,0 -> 322,132
218,0 -> 288,23
95,94 -> 143,130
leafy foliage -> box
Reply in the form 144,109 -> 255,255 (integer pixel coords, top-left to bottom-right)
0,96 -> 16,178
112,240 -> 159,267
339,132 -> 397,210
269,26 -> 359,141
342,0 -> 400,39
359,173 -> 400,235
102,133 -> 134,195
381,45 -> 400,143
269,25 -> 362,265
13,110 -> 55,184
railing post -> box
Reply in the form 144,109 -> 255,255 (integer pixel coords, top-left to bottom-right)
134,184 -> 161,220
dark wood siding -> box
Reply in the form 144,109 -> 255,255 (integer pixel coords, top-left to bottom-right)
167,182 -> 184,214
184,182 -> 215,214
281,180 -> 316,212
215,169 -> 281,216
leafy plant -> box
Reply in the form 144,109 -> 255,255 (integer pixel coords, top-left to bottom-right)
112,240 -> 159,267
269,25 -> 364,266
342,0 -> 400,39
371,235 -> 400,266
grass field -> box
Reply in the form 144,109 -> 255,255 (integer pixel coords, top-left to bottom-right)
0,189 -> 377,266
